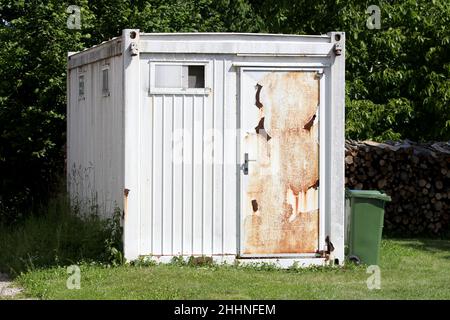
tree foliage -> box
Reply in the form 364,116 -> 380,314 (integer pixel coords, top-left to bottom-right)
0,0 -> 93,221
251,0 -> 450,141
0,0 -> 449,222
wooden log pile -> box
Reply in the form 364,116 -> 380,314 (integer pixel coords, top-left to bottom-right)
345,140 -> 450,236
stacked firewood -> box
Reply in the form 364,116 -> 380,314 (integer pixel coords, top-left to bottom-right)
345,140 -> 450,235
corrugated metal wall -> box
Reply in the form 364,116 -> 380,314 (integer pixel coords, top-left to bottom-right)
138,55 -> 237,256
67,55 -> 124,218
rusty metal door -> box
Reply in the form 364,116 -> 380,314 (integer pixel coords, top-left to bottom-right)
239,67 -> 325,257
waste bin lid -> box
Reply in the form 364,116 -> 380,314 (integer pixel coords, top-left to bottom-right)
345,189 -> 391,202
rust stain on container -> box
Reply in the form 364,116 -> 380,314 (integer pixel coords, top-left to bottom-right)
255,83 -> 264,109
303,114 -> 316,131
251,199 -> 258,212
254,117 -> 271,141
243,71 -> 319,254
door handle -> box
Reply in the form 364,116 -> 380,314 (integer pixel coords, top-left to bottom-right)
242,153 -> 256,175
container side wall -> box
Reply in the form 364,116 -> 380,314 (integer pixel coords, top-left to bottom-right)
67,53 -> 124,219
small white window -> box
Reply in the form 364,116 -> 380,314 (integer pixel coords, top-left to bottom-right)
155,65 -> 183,88
78,75 -> 85,99
150,62 -> 210,94
102,66 -> 110,97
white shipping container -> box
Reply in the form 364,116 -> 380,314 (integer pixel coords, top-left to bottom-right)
67,30 -> 345,267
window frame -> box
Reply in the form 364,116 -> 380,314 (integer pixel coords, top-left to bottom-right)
101,64 -> 110,97
149,61 -> 211,95
78,74 -> 85,100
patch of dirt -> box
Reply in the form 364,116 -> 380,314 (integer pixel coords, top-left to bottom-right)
0,272 -> 23,298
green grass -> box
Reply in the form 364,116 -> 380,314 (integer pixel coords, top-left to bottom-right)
13,239 -> 450,300
2,195 -> 449,299
0,195 -> 122,276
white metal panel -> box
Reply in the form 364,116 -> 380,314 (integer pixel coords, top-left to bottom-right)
123,29 -> 142,260
162,95 -> 174,255
68,36 -> 122,69
203,94 -> 214,256
182,95 -> 194,255
140,41 -> 333,56
212,59 -> 225,255
139,59 -> 152,254
139,33 -> 333,56
137,55 -> 236,257
327,32 -> 346,264
222,58 -> 238,255
152,95 -> 164,255
192,94 -> 204,254
172,95 -> 184,255
140,33 -> 331,42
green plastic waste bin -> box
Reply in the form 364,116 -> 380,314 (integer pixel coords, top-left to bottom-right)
345,189 -> 391,266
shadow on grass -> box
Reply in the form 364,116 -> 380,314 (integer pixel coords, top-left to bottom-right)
386,237 -> 450,260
